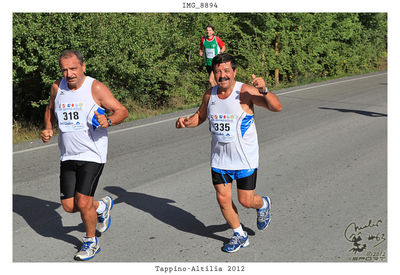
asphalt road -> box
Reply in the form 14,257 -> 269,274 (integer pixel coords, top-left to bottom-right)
13,72 -> 387,265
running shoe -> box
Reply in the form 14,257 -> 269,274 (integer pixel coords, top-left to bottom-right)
97,195 -> 114,233
257,196 -> 271,230
222,232 -> 249,253
74,237 -> 100,261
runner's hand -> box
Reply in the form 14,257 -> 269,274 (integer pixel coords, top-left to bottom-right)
176,117 -> 190,128
251,74 -> 266,92
94,110 -> 109,128
40,129 -> 53,143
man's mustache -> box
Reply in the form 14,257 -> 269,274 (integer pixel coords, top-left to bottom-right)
218,77 -> 229,82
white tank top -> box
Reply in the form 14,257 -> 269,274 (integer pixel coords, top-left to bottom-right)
54,76 -> 108,163
207,82 -> 259,170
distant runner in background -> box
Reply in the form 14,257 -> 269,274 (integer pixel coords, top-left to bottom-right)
199,25 -> 226,87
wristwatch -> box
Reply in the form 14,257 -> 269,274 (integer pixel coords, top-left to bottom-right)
107,118 -> 112,127
259,87 -> 269,95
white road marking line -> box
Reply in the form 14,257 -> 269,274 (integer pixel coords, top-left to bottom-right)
277,73 -> 386,96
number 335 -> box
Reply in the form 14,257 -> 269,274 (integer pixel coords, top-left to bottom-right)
214,123 -> 230,131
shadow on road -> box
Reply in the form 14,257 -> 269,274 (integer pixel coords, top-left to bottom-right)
13,194 -> 84,249
319,107 -> 387,117
104,186 -> 255,244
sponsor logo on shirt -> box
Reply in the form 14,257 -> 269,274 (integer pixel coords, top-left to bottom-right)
58,103 -> 84,110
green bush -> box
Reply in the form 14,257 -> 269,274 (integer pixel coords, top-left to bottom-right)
13,13 -> 387,124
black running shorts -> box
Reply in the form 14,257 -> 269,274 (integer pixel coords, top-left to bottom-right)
59,160 -> 104,200
206,65 -> 213,75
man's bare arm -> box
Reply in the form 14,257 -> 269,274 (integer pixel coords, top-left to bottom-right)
176,88 -> 211,128
92,80 -> 129,128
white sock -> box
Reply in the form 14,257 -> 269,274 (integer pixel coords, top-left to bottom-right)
258,197 -> 267,210
96,200 -> 106,214
83,236 -> 97,243
233,225 -> 246,236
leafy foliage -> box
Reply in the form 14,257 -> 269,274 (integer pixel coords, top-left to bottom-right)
13,13 -> 387,123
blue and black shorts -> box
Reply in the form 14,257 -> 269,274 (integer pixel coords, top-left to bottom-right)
211,168 -> 257,190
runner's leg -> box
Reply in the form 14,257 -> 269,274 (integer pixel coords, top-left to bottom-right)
237,189 -> 264,209
75,192 -> 97,238
214,182 -> 241,229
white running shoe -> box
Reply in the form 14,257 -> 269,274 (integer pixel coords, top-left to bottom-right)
97,196 -> 114,233
74,237 -> 100,261
222,232 -> 249,253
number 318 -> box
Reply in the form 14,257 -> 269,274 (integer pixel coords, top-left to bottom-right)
63,111 -> 79,120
